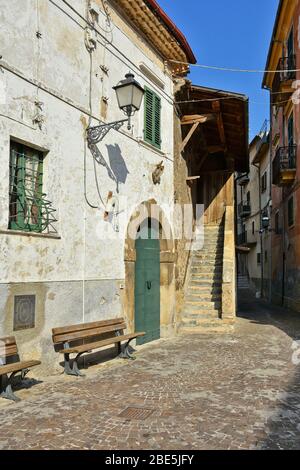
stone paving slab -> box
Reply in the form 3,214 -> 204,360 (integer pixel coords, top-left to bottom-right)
1,293 -> 300,449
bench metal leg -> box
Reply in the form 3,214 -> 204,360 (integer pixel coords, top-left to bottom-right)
64,354 -> 78,376
63,353 -> 85,377
119,339 -> 136,360
21,368 -> 30,381
0,373 -> 21,402
72,353 -> 85,377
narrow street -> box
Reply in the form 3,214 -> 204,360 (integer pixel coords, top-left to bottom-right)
1,290 -> 300,450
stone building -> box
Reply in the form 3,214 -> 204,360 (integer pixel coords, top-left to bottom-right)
0,0 -> 196,371
262,0 -> 300,310
235,122 -> 272,298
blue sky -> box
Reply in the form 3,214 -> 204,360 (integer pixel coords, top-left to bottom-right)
158,0 -> 279,140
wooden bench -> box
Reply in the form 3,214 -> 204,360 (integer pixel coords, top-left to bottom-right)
52,318 -> 145,376
0,336 -> 41,402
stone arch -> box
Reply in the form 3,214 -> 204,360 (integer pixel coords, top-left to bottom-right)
123,199 -> 176,337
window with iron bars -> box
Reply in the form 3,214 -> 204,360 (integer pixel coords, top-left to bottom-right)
9,141 -> 57,233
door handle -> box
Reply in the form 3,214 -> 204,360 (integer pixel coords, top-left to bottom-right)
146,281 -> 152,290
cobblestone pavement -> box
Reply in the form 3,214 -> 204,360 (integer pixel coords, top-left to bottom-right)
1,292 -> 300,450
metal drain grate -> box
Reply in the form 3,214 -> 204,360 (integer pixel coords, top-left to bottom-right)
118,407 -> 154,420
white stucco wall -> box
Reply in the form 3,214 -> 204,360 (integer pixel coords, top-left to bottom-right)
0,0 -> 176,367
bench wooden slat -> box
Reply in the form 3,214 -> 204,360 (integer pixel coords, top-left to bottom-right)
0,336 -> 18,357
52,317 -> 124,336
0,360 -> 41,376
0,336 -> 16,346
52,322 -> 127,344
59,332 -> 145,355
0,345 -> 18,357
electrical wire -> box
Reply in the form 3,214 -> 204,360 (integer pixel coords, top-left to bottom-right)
167,59 -> 300,74
174,96 -> 293,106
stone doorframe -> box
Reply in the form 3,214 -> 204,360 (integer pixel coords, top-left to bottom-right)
124,199 -> 176,336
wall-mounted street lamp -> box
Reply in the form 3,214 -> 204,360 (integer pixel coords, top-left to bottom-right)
262,215 -> 270,230
86,72 -> 144,145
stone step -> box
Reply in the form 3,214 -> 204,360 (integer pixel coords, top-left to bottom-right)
200,243 -> 224,249
186,293 -> 222,301
200,238 -> 224,243
191,281 -> 222,287
191,274 -> 222,281
185,300 -> 222,309
184,308 -> 221,317
192,260 -> 223,266
188,285 -> 222,291
179,324 -> 234,334
187,291 -> 222,299
194,251 -> 223,257
183,311 -> 219,320
192,262 -> 223,268
191,266 -> 223,273
204,226 -> 224,231
181,317 -> 224,327
193,255 -> 223,261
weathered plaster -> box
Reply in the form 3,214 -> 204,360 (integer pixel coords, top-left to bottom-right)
0,0 -> 175,369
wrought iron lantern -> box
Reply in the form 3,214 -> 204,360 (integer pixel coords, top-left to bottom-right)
262,215 -> 270,230
86,72 -> 144,145
113,72 -> 144,129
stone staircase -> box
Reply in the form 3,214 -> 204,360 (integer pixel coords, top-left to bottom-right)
237,275 -> 250,289
179,223 -> 234,333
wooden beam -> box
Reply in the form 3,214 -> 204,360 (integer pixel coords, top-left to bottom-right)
212,101 -> 227,150
180,121 -> 200,153
186,176 -> 200,180
181,114 -> 216,125
207,145 -> 226,154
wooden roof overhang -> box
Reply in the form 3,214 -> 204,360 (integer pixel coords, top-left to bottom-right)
110,0 -> 196,75
177,84 -> 249,173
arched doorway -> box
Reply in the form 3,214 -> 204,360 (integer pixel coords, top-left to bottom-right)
135,218 -> 160,345
124,200 -> 176,341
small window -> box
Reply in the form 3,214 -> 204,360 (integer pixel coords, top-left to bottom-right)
246,191 -> 250,204
257,253 -> 261,265
288,196 -> 294,227
9,142 -> 44,232
252,221 -> 255,235
261,172 -> 267,193
144,87 -> 161,149
265,250 -> 268,263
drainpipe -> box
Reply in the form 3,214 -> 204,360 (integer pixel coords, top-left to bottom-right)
253,160 -> 263,297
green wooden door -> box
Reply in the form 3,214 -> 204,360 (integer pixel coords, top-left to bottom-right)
135,223 -> 160,345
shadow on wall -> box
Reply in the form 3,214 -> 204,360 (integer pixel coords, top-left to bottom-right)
88,143 -> 129,193
106,144 -> 129,192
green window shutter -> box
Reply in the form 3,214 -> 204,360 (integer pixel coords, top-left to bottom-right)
144,88 -> 154,144
144,87 -> 161,149
154,95 -> 161,148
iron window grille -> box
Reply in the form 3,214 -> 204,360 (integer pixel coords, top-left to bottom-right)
9,142 -> 57,233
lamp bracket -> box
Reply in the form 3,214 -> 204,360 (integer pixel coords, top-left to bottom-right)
86,118 -> 128,145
